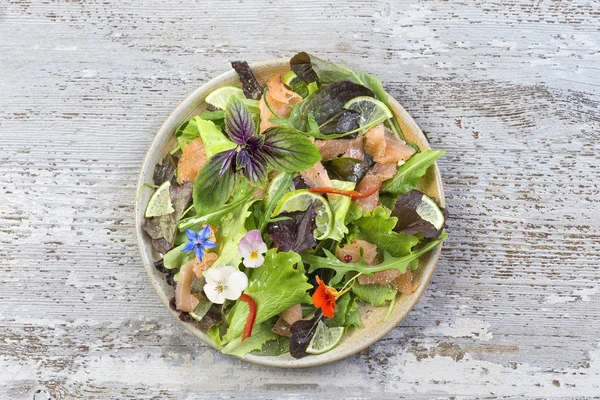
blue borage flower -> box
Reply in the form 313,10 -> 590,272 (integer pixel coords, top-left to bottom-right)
181,225 -> 218,261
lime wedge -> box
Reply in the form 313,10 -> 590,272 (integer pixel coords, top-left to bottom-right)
144,181 -> 174,218
416,194 -> 445,230
343,96 -> 393,127
205,86 -> 260,110
265,173 -> 295,204
306,320 -> 345,355
272,189 -> 333,240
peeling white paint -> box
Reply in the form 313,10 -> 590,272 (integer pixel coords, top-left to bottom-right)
426,318 -> 493,341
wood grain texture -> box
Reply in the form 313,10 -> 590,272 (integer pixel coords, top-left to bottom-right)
0,0 -> 598,398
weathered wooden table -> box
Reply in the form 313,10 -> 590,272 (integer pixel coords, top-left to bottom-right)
1,0 -> 599,398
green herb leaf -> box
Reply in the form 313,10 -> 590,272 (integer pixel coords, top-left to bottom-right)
163,242 -> 194,270
223,250 -> 313,343
381,150 -> 446,195
301,232 -> 447,286
328,293 -> 361,328
352,206 -> 419,257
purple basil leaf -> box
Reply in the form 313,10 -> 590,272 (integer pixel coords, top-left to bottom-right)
267,202 -> 317,253
391,190 -> 447,238
231,61 -> 263,100
239,151 -> 269,185
192,149 -> 237,216
225,96 -> 255,145
261,127 -> 322,172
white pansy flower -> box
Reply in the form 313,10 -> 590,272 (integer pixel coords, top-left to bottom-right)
203,265 -> 248,304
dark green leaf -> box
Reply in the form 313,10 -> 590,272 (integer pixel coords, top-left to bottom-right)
261,127 -> 322,172
382,150 -> 446,195
324,156 -> 373,183
192,149 -> 237,216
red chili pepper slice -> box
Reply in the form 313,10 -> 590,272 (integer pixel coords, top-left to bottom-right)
238,294 -> 256,343
309,184 -> 381,199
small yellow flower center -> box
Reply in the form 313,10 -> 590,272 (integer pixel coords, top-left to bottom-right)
217,284 -> 224,292
250,251 -> 258,260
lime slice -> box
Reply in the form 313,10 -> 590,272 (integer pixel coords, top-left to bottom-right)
265,173 -> 295,204
416,194 -> 445,230
306,320 -> 345,355
272,189 -> 333,240
283,71 -> 299,87
205,86 -> 260,110
144,181 -> 174,218
343,96 -> 393,127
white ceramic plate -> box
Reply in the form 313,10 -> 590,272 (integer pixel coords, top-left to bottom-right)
135,58 -> 445,368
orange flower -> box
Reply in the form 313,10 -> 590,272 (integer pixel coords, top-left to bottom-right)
312,276 -> 352,318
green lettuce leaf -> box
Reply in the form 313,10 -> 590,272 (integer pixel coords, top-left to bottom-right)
382,150 -> 446,195
175,117 -> 236,158
302,232 -> 447,285
223,250 -> 313,343
328,293 -> 361,328
351,283 -> 396,306
221,322 -> 277,358
250,336 -> 291,356
163,243 -> 194,270
352,206 -> 419,257
206,325 -> 222,348
326,180 -> 355,241
212,198 -> 258,269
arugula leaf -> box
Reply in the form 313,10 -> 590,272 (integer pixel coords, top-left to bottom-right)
192,149 -> 237,216
326,180 -> 355,242
212,198 -> 258,269
223,250 -> 313,343
261,127 -> 322,172
351,283 -> 396,307
302,232 -> 447,285
328,293 -> 361,328
381,150 -> 446,195
353,206 -> 419,257
221,322 -> 277,357
175,117 -> 236,158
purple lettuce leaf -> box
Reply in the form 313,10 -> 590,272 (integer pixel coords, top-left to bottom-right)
391,190 -> 447,238
267,202 -> 317,253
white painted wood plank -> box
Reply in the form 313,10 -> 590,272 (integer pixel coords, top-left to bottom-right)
1,0 -> 599,398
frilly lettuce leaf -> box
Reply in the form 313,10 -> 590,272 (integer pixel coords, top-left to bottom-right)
381,150 -> 446,196
326,180 -> 355,242
223,250 -> 313,343
352,206 -> 419,257
221,322 -> 277,358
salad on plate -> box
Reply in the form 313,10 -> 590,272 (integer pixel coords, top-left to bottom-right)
141,52 -> 448,359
